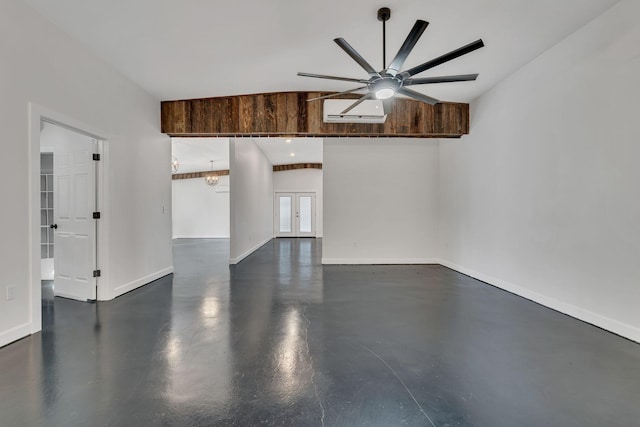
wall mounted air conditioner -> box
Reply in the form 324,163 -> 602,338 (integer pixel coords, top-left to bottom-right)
323,99 -> 387,124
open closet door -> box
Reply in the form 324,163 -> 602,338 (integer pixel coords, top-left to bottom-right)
53,137 -> 97,301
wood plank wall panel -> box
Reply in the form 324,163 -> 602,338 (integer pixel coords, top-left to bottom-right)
172,165 -> 322,179
273,163 -> 323,172
172,170 -> 230,180
305,92 -> 325,134
161,92 -> 469,138
161,100 -> 189,134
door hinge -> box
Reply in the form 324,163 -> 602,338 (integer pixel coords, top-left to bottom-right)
93,212 -> 101,219
92,153 -> 101,161
93,269 -> 101,278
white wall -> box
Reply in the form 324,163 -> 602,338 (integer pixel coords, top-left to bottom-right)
172,176 -> 230,238
229,139 -> 274,263
438,0 -> 640,341
0,0 -> 172,347
323,138 -> 439,264
273,169 -> 323,237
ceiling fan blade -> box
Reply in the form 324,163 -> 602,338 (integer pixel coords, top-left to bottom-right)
307,86 -> 369,101
297,72 -> 370,84
404,73 -> 479,85
334,38 -> 380,78
401,39 -> 485,78
340,93 -> 374,114
386,20 -> 429,76
397,88 -> 439,105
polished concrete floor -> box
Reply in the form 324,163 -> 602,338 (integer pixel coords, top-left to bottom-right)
1,238 -> 640,426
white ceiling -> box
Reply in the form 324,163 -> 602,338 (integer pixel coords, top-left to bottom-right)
24,0 -> 618,103
171,137 -> 323,174
253,138 -> 323,166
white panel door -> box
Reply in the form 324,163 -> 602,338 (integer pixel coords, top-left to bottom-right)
53,139 -> 97,301
275,193 -> 316,237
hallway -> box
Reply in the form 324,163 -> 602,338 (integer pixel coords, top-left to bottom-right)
1,238 -> 639,426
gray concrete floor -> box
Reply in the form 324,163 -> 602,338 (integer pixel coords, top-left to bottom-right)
1,238 -> 640,426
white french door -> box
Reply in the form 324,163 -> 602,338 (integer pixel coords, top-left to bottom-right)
276,193 -> 316,237
53,138 -> 98,301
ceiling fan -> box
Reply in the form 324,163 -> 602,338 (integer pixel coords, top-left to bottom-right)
298,7 -> 485,114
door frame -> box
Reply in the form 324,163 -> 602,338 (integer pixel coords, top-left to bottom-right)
29,103 -> 110,334
274,192 -> 317,237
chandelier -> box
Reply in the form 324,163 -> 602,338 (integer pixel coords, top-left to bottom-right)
205,160 -> 219,187
171,156 -> 179,174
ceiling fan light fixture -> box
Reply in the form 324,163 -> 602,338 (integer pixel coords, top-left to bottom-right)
370,76 -> 401,100
375,88 -> 395,99
171,156 -> 179,174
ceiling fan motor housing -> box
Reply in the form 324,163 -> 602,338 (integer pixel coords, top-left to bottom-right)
369,76 -> 402,99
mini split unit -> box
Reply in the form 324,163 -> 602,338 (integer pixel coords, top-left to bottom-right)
323,99 -> 388,124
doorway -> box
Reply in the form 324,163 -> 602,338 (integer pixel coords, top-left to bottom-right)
30,104 -> 109,334
275,193 -> 317,237
171,138 -> 231,240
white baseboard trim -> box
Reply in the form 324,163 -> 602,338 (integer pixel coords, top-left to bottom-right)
0,322 -> 32,348
229,237 -> 272,264
322,258 -> 440,265
53,292 -> 87,301
172,236 -> 230,239
438,259 -> 640,344
110,266 -> 175,300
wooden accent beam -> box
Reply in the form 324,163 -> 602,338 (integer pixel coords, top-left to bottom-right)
161,92 -> 469,138
273,163 -> 322,172
172,169 -> 229,180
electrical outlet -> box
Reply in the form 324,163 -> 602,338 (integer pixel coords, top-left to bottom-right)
6,285 -> 16,300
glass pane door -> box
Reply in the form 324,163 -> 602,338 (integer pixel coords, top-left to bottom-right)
276,193 -> 295,237
298,196 -> 312,233
279,196 -> 292,233
295,193 -> 315,237
275,193 -> 316,237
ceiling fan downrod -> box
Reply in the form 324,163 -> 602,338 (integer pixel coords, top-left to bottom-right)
377,7 -> 391,70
